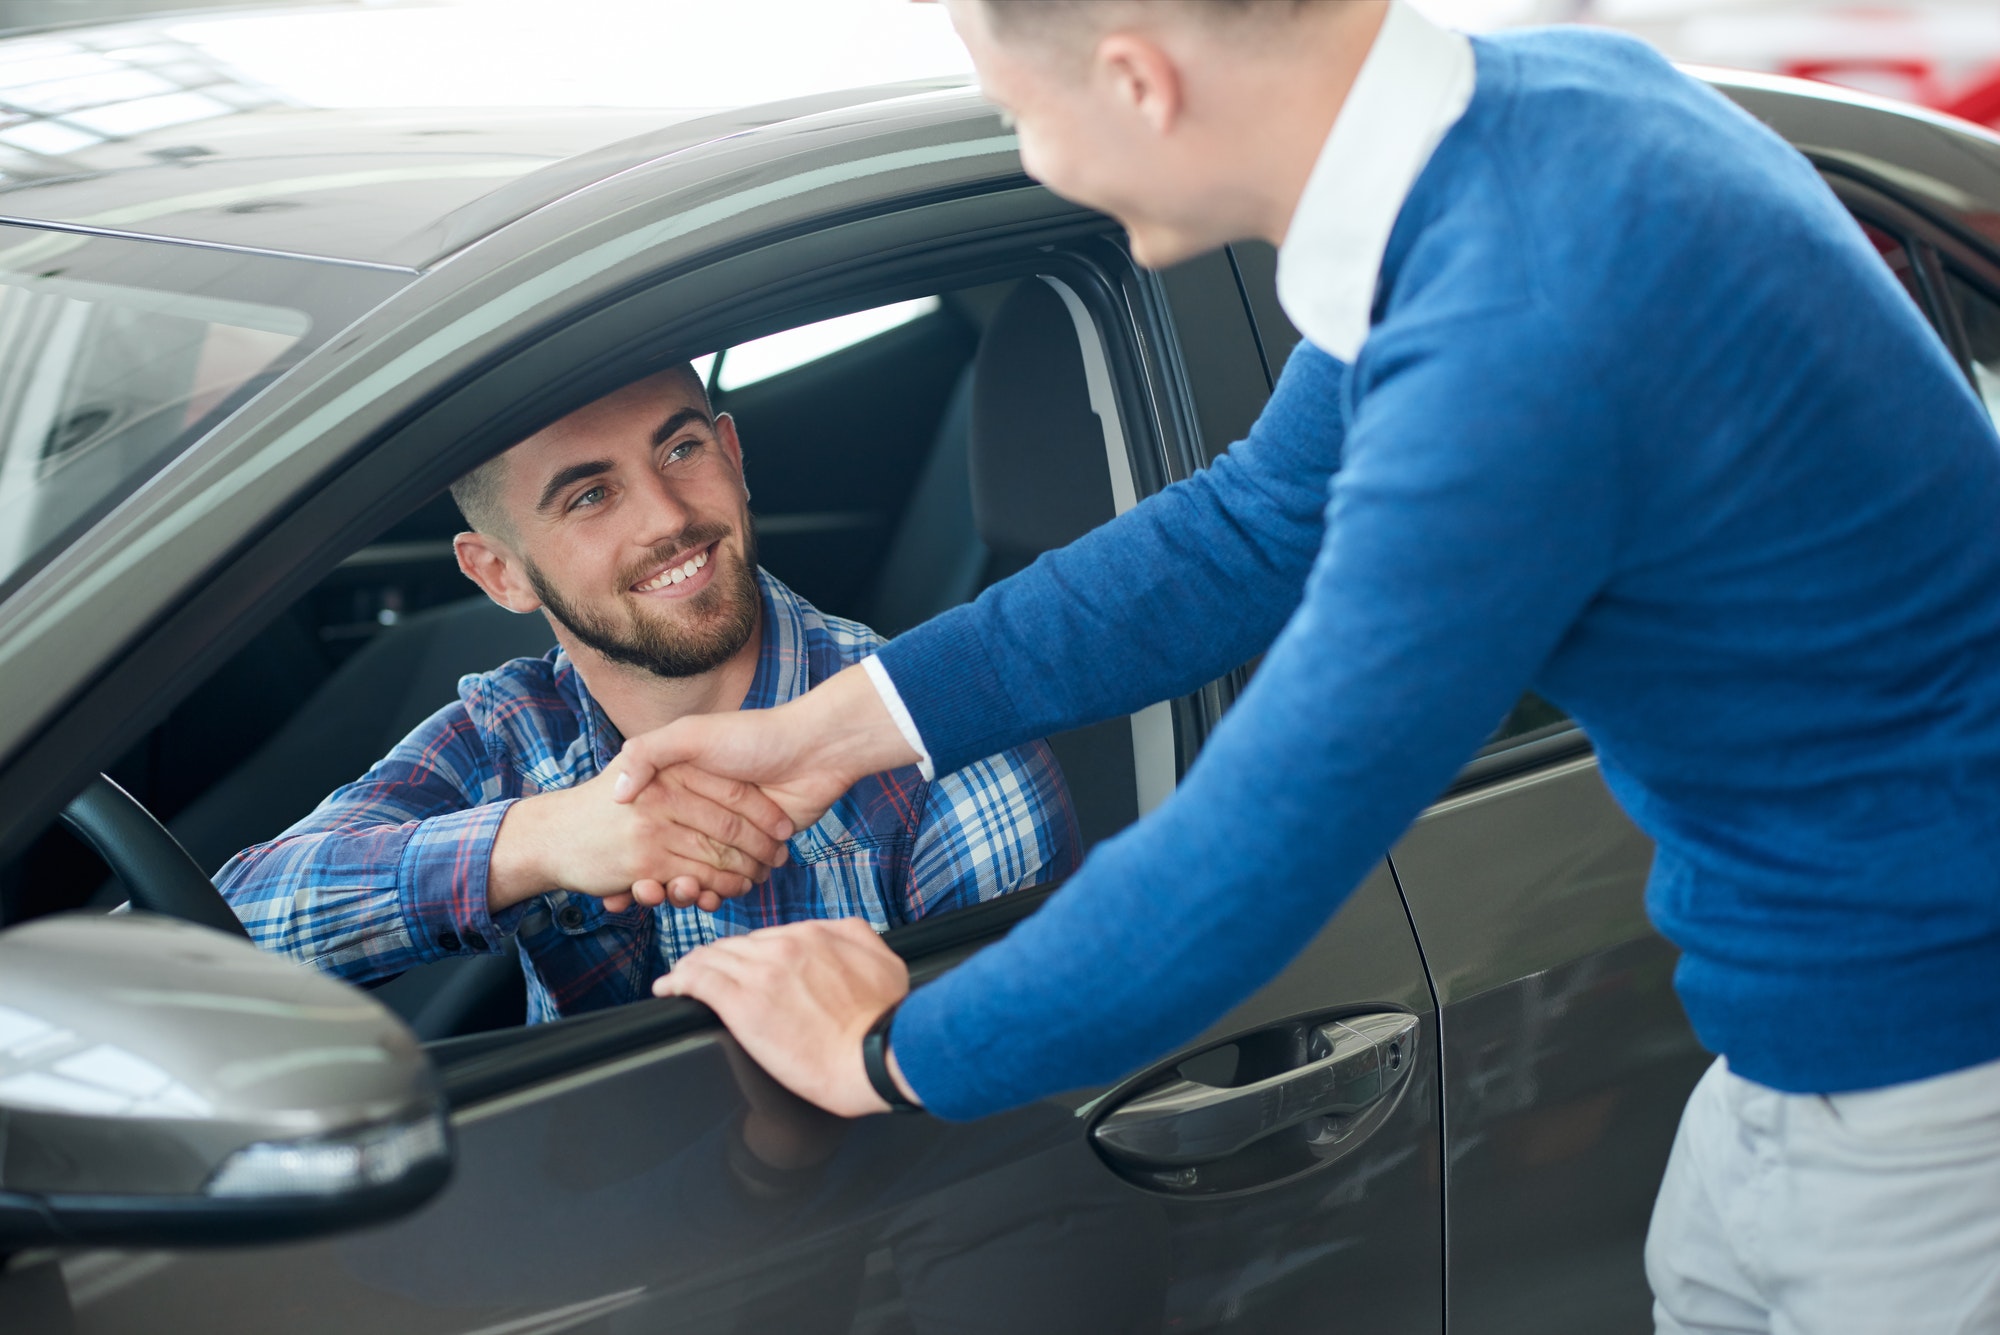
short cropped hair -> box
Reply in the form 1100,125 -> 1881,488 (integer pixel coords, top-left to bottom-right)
977,0 -> 1314,41
449,361 -> 713,538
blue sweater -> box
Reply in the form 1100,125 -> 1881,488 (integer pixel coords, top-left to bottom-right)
879,30 -> 2000,1120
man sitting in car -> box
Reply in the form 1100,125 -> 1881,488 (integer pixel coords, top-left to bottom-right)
217,363 -> 1078,1022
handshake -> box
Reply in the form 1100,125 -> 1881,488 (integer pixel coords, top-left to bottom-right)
486,664 -> 921,916
486,663 -> 929,1116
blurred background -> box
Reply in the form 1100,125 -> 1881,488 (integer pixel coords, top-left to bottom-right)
1429,0 -> 2000,126
0,0 -> 1994,150
0,0 -> 1991,218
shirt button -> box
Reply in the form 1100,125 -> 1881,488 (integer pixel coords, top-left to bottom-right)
557,905 -> 585,931
436,930 -> 462,952
463,929 -> 488,952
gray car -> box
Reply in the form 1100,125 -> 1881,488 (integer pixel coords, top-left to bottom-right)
1,8 -> 1999,1332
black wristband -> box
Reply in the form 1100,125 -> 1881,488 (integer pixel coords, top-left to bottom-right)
862,1001 -> 922,1115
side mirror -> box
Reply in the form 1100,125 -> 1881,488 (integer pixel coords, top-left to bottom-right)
0,913 -> 450,1248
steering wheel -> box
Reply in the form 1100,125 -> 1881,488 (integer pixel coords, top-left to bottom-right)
60,774 -> 251,939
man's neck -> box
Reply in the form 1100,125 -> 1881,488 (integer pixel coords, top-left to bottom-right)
1249,1 -> 1391,247
556,608 -> 765,743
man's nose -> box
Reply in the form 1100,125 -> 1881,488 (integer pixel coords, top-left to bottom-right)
631,467 -> 697,545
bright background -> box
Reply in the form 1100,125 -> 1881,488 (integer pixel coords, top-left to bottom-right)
0,0 -> 1994,179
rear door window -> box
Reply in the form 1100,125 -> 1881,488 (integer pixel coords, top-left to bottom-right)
1857,221 -> 1927,311
1945,267 -> 2000,428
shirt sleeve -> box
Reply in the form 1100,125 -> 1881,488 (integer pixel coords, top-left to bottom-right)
215,700 -> 525,984
875,340 -> 1349,777
891,308 -> 1628,1120
903,738 -> 1081,922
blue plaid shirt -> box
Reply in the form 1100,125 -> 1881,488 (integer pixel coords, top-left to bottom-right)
218,571 -> 1079,1023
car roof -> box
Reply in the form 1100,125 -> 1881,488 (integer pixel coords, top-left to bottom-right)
0,1 -> 976,270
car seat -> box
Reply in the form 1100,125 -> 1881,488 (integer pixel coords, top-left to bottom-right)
865,365 -> 986,638
963,279 -> 1141,849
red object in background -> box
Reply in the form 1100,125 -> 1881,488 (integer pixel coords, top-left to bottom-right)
1783,57 -> 2000,130
1948,66 -> 2000,127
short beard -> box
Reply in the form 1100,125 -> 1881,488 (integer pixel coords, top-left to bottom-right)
527,524 -> 760,680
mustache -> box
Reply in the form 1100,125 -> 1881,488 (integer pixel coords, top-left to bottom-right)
618,522 -> 734,590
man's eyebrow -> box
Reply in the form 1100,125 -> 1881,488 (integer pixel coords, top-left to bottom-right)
652,406 -> 712,447
536,460 -> 613,514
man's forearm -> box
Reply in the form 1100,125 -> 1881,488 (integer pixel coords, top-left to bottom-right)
218,801 -> 515,980
790,664 -> 925,785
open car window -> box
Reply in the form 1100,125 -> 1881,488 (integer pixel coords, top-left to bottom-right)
2,269 -> 1175,1049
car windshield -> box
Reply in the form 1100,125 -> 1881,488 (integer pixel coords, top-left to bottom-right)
0,222 -> 403,600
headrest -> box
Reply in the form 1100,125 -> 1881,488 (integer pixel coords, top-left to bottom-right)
969,280 -> 1117,561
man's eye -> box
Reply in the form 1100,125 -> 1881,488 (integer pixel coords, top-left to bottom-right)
666,439 -> 702,464
569,485 -> 608,511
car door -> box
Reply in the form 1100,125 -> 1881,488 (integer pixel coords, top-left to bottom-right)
6,98 -> 1444,1334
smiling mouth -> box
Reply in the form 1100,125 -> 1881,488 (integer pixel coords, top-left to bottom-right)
630,542 -> 715,593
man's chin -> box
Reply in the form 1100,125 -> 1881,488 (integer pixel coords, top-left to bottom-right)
1123,220 -> 1234,271
616,585 -> 759,678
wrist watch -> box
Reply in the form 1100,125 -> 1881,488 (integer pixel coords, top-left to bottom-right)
862,1001 -> 923,1115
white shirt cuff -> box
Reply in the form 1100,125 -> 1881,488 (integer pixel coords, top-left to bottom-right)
861,654 -> 935,781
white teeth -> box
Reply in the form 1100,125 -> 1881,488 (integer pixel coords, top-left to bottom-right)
637,547 -> 710,592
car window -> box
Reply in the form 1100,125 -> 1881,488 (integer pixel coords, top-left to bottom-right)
1946,267 -> 2000,429
1857,221 -> 1926,311
718,278 -> 1169,844
0,224 -> 402,602
2,273 -> 1166,1044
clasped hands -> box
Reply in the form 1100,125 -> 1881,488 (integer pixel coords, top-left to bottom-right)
491,664 -> 927,1116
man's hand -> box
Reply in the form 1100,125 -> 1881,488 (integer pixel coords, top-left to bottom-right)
653,917 -> 918,1117
489,763 -> 794,915
611,663 -> 920,836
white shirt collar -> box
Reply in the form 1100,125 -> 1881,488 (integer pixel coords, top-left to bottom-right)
1276,0 -> 1476,362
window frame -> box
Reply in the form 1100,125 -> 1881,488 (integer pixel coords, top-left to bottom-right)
0,184 -> 1246,1104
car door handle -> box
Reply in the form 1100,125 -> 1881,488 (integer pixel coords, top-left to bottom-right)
1092,1012 -> 1418,1169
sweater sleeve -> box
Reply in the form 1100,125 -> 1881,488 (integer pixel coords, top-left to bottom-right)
875,341 -> 1350,776
891,311 -> 1627,1120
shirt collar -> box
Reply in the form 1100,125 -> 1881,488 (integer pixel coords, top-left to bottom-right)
742,567 -> 814,711
1275,0 -> 1475,362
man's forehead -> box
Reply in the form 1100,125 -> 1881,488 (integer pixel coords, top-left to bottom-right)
507,370 -> 709,473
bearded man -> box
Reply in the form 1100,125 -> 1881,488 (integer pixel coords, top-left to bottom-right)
217,363 -> 1077,1023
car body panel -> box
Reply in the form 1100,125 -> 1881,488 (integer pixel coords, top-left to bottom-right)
54,869 -> 1439,1335
0,85 -> 982,271
1391,762 -> 1705,1335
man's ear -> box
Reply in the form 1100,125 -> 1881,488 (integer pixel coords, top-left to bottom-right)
454,531 -> 542,613
715,412 -> 751,499
1093,30 -> 1183,136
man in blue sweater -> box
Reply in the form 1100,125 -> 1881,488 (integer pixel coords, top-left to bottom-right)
620,1 -> 2000,1328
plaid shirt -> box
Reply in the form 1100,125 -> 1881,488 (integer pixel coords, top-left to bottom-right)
218,571 -> 1078,1024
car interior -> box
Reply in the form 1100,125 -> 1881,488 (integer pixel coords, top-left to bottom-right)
0,268 -> 1170,1041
